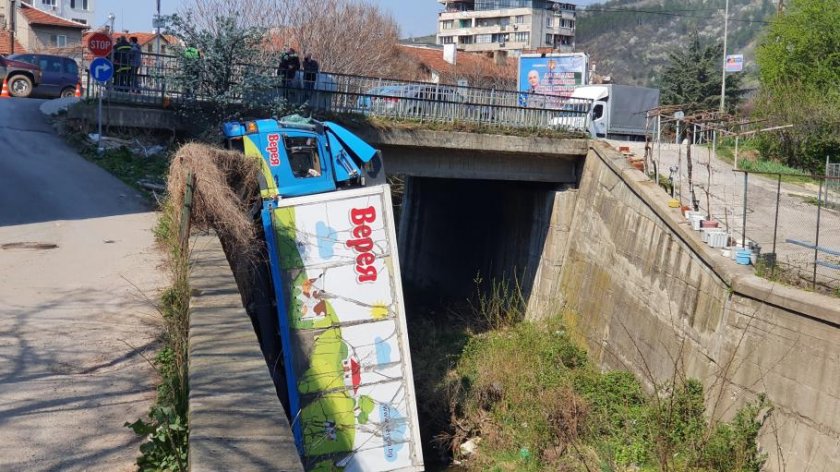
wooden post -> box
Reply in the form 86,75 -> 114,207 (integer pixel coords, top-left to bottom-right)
179,171 -> 196,251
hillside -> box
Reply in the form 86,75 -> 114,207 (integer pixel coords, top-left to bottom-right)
576,0 -> 777,87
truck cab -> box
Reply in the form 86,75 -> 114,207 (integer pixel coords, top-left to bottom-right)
222,117 -> 385,199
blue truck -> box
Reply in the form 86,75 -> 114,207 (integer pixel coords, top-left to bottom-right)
223,117 -> 424,472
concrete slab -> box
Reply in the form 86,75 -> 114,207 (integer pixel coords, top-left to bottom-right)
188,234 -> 303,472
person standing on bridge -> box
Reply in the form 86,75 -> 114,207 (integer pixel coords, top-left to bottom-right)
302,53 -> 319,92
113,36 -> 132,91
129,36 -> 142,93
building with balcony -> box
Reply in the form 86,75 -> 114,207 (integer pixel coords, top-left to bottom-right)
437,0 -> 576,55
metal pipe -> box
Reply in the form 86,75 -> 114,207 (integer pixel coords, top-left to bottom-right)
773,174 -> 781,255
720,0 -> 730,113
742,171 -> 748,248
813,178 -> 824,290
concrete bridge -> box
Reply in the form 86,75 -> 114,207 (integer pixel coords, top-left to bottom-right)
65,103 -> 840,471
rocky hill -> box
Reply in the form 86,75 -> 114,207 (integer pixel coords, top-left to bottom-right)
576,0 -> 778,87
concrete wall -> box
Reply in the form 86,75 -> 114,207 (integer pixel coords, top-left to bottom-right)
529,141 -> 840,471
189,234 -> 303,472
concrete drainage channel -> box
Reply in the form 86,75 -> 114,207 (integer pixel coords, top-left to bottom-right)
187,233 -> 303,471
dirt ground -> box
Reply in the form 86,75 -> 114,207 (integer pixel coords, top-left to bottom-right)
609,140 -> 840,292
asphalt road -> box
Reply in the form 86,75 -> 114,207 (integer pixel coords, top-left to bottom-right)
0,98 -> 164,471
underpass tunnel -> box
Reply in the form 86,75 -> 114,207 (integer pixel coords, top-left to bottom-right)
397,176 -> 565,307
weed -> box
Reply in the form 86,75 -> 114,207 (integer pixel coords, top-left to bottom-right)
126,200 -> 190,471
444,312 -> 771,471
469,274 -> 526,330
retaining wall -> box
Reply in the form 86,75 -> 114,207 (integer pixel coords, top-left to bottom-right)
529,141 -> 840,471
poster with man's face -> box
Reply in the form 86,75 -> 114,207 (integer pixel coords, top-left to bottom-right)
518,53 -> 587,107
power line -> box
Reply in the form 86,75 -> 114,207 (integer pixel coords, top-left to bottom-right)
579,7 -> 775,25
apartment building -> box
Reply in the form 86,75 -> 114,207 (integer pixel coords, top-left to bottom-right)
1,0 -> 94,29
437,0 -> 576,55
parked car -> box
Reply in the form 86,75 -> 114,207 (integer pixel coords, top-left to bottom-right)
0,55 -> 42,98
7,54 -> 79,98
360,83 -> 475,117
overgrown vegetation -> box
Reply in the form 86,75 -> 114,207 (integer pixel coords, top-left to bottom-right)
126,200 -> 191,471
434,312 -> 772,471
754,0 -> 840,172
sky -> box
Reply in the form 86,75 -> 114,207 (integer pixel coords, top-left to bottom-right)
95,0 -> 602,38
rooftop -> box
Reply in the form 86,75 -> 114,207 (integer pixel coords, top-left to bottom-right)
20,4 -> 89,29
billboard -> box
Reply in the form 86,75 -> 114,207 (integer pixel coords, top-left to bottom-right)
518,52 -> 588,108
264,185 -> 424,472
725,54 -> 744,73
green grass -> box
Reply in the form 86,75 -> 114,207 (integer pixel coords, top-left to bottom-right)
126,200 -> 191,472
443,311 -> 771,471
62,128 -> 171,198
713,141 -> 816,184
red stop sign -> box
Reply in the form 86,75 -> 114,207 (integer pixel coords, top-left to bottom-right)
88,32 -> 113,57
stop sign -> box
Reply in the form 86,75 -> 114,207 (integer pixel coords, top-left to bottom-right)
88,32 -> 113,57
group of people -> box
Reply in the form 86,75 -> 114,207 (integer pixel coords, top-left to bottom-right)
113,36 -> 142,92
277,47 -> 319,90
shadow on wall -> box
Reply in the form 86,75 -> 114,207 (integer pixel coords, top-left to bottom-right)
397,176 -> 560,308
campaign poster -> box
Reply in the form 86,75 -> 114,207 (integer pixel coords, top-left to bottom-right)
518,53 -> 588,108
725,54 -> 744,73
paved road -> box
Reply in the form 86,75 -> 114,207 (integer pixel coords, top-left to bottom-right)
0,98 -> 164,471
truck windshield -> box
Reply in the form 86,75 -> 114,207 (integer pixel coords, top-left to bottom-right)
284,136 -> 322,178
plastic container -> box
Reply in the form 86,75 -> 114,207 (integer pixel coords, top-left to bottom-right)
736,249 -> 752,265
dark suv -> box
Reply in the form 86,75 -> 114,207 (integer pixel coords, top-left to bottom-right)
0,55 -> 42,98
7,54 -> 79,98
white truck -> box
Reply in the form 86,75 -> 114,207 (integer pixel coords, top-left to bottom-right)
571,84 -> 660,141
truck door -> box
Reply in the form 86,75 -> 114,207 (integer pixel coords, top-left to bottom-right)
590,100 -> 607,138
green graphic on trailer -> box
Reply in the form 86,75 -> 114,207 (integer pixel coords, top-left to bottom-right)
273,206 -> 375,459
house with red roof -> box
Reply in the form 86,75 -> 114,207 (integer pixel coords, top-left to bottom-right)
0,2 -> 87,55
397,44 -> 516,89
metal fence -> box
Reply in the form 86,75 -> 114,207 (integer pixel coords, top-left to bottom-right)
736,170 -> 840,294
84,52 -> 592,131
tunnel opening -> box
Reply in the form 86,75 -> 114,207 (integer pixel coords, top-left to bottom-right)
395,175 -> 573,465
398,176 -> 562,307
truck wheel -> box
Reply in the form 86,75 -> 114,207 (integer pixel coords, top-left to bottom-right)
8,75 -> 33,98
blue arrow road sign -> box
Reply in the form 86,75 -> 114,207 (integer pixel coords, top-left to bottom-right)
90,57 -> 114,83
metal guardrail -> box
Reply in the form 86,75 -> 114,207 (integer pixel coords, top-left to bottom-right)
84,52 -> 592,131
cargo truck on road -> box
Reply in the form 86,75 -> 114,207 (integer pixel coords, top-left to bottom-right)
568,84 -> 659,141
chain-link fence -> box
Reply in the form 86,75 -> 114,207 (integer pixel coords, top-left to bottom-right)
737,170 -> 840,294
83,52 -> 592,131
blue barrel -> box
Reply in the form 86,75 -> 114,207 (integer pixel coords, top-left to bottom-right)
736,249 -> 752,265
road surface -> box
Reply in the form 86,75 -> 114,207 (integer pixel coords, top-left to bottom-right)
0,98 -> 164,471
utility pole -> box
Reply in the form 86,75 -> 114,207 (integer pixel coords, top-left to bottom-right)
10,0 -> 15,55
154,0 -> 162,55
719,0 -> 729,114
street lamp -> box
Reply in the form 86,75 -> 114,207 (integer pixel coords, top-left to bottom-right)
107,12 -> 115,34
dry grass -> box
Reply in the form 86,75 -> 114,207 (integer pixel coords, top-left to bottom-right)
167,143 -> 261,252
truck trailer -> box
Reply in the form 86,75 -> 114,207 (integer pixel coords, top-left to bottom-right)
223,118 -> 424,472
571,84 -> 659,141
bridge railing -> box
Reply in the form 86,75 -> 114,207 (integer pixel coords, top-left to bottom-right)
86,52 -> 592,131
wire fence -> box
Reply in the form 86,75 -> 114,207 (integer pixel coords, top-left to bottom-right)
645,141 -> 840,295
83,52 -> 592,131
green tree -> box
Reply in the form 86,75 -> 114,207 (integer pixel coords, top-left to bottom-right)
754,0 -> 840,171
660,32 -> 743,114
165,14 -> 293,139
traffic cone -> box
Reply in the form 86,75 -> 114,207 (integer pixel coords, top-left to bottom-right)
74,82 -> 82,98
0,77 -> 10,99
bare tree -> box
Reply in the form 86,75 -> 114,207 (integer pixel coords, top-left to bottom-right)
181,0 -> 404,77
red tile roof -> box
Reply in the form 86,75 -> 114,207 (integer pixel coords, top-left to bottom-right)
20,4 -> 89,29
0,30 -> 27,55
397,44 -> 516,82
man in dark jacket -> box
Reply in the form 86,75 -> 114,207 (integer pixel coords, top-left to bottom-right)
302,53 -> 319,91
113,36 -> 132,90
